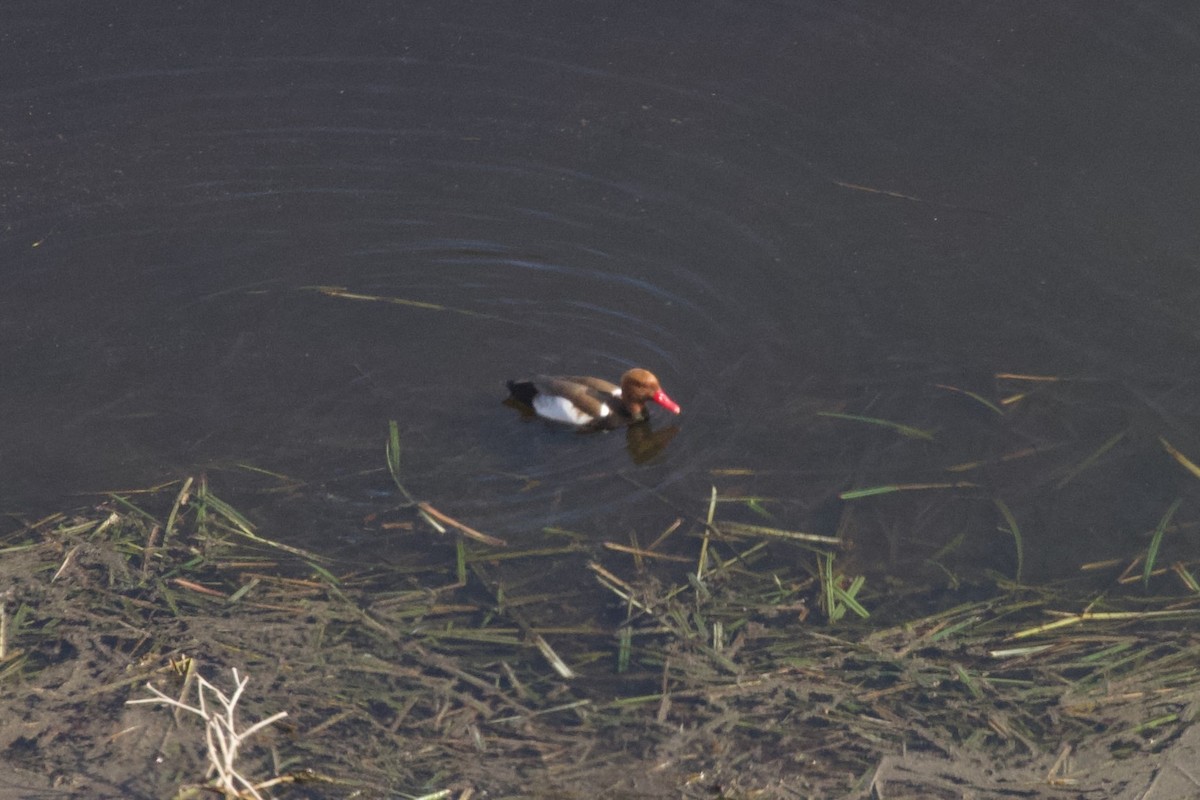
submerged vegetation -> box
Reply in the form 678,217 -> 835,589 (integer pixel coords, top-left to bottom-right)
5,369 -> 1200,797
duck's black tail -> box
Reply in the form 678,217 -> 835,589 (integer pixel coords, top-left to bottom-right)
505,380 -> 537,406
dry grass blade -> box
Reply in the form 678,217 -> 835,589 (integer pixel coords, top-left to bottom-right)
589,561 -> 650,613
934,383 -> 1006,416
831,179 -> 924,201
1012,608 -> 1200,639
1160,436 -> 1200,480
305,284 -> 508,321
418,502 -> 506,547
719,521 -> 842,547
531,633 -> 576,680
602,541 -> 692,562
1173,563 -> 1200,593
995,372 -> 1062,382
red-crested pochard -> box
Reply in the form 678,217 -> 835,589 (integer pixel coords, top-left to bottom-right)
506,368 -> 681,430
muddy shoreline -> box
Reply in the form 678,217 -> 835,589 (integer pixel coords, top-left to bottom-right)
1,479 -> 1196,799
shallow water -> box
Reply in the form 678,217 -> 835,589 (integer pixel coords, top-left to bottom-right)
5,3 -> 1200,580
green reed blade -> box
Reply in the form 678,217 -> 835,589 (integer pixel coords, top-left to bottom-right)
831,576 -> 869,619
994,498 -> 1024,585
1144,497 -> 1183,590
1056,428 -> 1127,490
386,420 -> 417,504
841,481 -> 975,500
819,411 -> 935,441
617,626 -> 632,674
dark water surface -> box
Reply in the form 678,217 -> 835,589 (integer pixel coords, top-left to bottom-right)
5,4 -> 1200,580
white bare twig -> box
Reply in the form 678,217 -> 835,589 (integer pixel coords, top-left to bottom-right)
128,666 -> 288,799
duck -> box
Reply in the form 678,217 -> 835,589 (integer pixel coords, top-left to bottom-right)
506,368 -> 681,430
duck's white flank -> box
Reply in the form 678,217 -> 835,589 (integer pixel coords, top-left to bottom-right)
532,394 -> 610,426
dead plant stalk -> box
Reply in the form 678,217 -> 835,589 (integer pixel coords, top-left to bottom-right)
128,667 -> 288,800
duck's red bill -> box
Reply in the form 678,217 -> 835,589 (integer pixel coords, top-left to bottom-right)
653,389 -> 681,414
